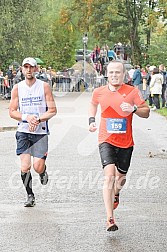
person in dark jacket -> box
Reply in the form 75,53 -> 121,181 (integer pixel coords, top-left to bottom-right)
132,65 -> 143,97
159,64 -> 167,108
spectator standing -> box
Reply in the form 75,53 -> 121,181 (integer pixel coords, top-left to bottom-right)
6,65 -> 14,87
95,60 -> 102,75
14,66 -> 25,84
159,64 -> 167,108
132,65 -> 143,95
37,68 -> 49,83
99,47 -> 108,66
107,49 -> 117,61
0,70 -> 4,94
3,75 -> 11,99
128,67 -> 135,81
141,67 -> 147,100
90,51 -> 96,63
94,45 -> 100,62
150,67 -> 163,110
145,65 -> 153,106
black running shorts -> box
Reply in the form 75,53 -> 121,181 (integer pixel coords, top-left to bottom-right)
99,142 -> 133,174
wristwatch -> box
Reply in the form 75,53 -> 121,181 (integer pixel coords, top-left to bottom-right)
36,117 -> 41,123
132,105 -> 138,113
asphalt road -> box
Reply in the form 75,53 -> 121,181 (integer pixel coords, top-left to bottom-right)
0,92 -> 167,252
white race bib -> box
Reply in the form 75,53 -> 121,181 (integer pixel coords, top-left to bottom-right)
106,118 -> 127,133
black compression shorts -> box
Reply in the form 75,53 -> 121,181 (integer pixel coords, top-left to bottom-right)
99,142 -> 133,174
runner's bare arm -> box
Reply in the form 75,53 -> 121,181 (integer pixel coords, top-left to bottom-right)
88,102 -> 98,132
120,101 -> 150,118
38,82 -> 57,122
9,84 -> 22,121
89,102 -> 98,118
134,102 -> 150,118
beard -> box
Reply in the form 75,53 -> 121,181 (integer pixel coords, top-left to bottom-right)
26,74 -> 34,80
25,73 -> 35,80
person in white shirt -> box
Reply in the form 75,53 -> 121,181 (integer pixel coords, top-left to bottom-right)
150,67 -> 163,110
9,57 -> 57,207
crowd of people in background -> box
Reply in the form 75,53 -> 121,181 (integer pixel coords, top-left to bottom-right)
90,44 -> 117,76
0,42 -> 167,109
128,64 -> 167,110
90,42 -> 130,76
0,43 -> 118,96
0,65 -> 55,98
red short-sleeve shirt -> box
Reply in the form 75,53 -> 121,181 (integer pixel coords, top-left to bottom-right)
91,84 -> 145,148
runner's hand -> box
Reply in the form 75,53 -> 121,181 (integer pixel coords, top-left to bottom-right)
89,122 -> 97,132
27,115 -> 40,132
120,102 -> 134,113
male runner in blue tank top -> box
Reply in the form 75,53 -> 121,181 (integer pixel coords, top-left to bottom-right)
9,57 -> 57,207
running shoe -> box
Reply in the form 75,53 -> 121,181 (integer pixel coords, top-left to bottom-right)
114,195 -> 119,210
24,194 -> 35,207
39,166 -> 48,185
106,217 -> 118,232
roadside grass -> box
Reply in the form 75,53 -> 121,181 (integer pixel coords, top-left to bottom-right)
156,107 -> 167,117
146,99 -> 167,117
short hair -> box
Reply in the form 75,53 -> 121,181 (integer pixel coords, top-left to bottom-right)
153,67 -> 159,74
107,60 -> 126,73
159,64 -> 164,70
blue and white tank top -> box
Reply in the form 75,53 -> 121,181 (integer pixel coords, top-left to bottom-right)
17,79 -> 49,134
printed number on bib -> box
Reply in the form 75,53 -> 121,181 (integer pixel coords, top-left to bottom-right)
106,118 -> 127,134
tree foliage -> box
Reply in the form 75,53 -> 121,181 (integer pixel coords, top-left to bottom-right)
68,0 -> 167,65
0,0 -> 167,71
0,0 -> 44,68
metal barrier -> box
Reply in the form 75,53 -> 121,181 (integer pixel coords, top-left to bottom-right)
52,76 -> 107,92
0,76 -> 108,99
0,78 -> 13,99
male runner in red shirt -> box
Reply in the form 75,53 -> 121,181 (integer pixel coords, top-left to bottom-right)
89,60 -> 150,231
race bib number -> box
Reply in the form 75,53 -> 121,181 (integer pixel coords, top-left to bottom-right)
106,118 -> 127,133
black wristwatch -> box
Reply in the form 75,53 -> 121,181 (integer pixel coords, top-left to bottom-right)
36,117 -> 41,123
132,105 -> 138,113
